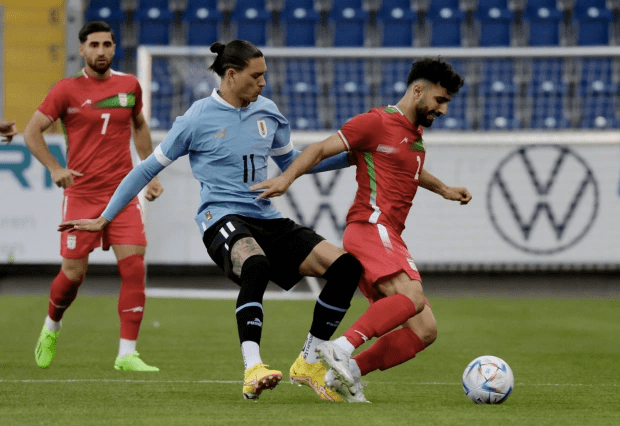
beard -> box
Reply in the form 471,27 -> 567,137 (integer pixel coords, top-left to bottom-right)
416,105 -> 436,128
88,57 -> 112,74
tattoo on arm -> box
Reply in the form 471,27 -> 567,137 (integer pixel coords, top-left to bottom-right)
230,237 -> 265,277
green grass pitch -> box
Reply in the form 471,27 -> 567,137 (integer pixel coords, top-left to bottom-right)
1,295 -> 618,425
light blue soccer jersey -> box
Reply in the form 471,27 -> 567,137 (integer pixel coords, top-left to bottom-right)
102,89 -> 349,235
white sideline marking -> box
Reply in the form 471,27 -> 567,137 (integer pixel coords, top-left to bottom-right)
1,379 -> 617,387
145,288 -> 318,300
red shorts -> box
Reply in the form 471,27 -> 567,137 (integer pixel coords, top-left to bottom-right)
60,195 -> 147,259
343,222 -> 423,304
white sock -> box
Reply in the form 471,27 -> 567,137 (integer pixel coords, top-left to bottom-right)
118,339 -> 137,359
301,333 -> 325,364
334,336 -> 355,356
45,316 -> 61,332
350,359 -> 362,379
241,341 -> 262,370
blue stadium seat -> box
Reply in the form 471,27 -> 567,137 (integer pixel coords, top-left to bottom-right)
377,0 -> 417,47
231,0 -> 271,46
88,0 -> 121,8
579,58 -> 618,128
479,59 -> 520,130
135,2 -> 173,45
150,63 -> 174,130
84,6 -> 124,46
476,2 -> 514,46
183,1 -> 221,46
112,46 -> 125,71
426,0 -> 465,46
280,1 -> 320,46
331,60 -> 370,126
527,59 -> 570,129
574,2 -> 613,46
280,60 -> 322,129
329,3 -> 369,47
524,2 -> 563,46
379,59 -> 410,106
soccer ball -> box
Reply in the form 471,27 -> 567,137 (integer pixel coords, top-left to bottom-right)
462,355 -> 514,404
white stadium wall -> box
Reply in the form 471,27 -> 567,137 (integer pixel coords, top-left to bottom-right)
2,131 -> 619,270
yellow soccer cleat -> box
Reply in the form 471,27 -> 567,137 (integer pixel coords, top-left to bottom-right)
290,355 -> 344,402
243,363 -> 282,400
35,325 -> 60,368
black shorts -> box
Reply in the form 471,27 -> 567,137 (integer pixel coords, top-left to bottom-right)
202,214 -> 325,290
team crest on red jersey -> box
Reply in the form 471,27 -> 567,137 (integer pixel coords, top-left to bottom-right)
119,93 -> 128,107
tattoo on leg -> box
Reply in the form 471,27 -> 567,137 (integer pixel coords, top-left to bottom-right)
231,237 -> 265,277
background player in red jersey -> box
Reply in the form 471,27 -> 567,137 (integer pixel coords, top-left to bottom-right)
24,21 -> 163,371
1,119 -> 18,143
252,58 -> 472,401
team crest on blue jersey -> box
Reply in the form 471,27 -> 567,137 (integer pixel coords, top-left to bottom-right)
119,93 -> 128,107
257,119 -> 268,138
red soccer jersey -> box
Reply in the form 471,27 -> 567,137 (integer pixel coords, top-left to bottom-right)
38,68 -> 143,197
338,105 -> 425,235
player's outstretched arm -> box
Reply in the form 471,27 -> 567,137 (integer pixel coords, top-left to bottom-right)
251,133 -> 346,199
132,111 -> 163,201
24,111 -> 83,188
1,120 -> 18,143
419,169 -> 472,205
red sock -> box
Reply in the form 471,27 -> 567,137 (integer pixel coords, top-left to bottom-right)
117,254 -> 146,340
343,293 -> 417,348
48,269 -> 83,321
353,328 -> 426,376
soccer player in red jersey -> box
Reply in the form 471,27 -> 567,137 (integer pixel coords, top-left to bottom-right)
24,21 -> 163,371
252,58 -> 472,401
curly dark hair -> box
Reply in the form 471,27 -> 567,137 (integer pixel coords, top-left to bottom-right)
406,58 -> 464,95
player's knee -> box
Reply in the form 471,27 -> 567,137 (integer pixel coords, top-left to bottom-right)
401,287 -> 426,314
117,254 -> 146,286
240,255 -> 271,283
61,264 -> 87,282
325,252 -> 362,281
421,322 -> 438,347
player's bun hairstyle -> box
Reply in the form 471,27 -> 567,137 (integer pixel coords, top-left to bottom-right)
407,58 -> 464,96
79,21 -> 115,44
208,40 -> 264,77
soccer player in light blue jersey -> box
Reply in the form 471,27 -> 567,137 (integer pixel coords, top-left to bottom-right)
59,40 -> 362,401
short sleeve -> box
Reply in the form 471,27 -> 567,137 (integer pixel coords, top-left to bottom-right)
38,81 -> 69,122
268,102 -> 292,156
132,77 -> 143,116
156,115 -> 193,164
338,111 -> 383,152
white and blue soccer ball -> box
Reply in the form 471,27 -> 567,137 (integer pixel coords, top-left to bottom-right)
462,355 -> 514,404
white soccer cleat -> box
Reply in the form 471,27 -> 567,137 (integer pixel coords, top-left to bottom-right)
325,368 -> 370,403
317,341 -> 355,386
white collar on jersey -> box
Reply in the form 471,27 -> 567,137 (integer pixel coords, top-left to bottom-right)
211,88 -> 248,109
388,105 -> 405,115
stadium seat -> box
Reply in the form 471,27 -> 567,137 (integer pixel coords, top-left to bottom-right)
476,2 -> 514,47
574,2 -> 613,46
527,59 -> 571,129
280,0 -> 320,46
84,5 -> 124,47
379,59 -> 410,106
479,59 -> 520,130
524,1 -> 563,46
329,3 -> 369,47
135,3 -> 173,45
426,0 -> 465,46
231,0 -> 271,46
182,1 -> 221,46
330,60 -> 371,126
280,60 -> 322,129
579,58 -> 618,128
377,0 -> 417,47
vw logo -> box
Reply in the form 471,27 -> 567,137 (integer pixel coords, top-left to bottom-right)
487,145 -> 599,255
